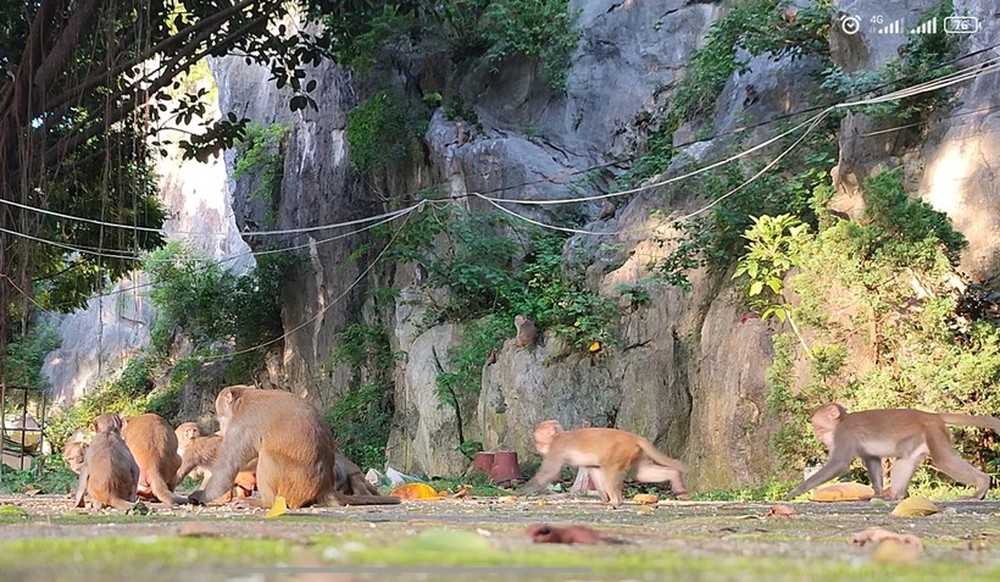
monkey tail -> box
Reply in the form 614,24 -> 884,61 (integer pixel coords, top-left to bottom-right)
325,490 -> 401,506
939,413 -> 1000,432
636,438 -> 686,472
149,473 -> 188,505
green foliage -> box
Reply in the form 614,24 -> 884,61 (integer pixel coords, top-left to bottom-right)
345,91 -> 427,176
326,381 -> 392,471
144,242 -> 290,365
0,454 -> 77,495
435,314 -> 509,408
325,322 -> 398,470
732,214 -> 810,322
3,318 -> 60,391
479,0 -> 581,90
766,167 -> 998,483
651,146 -> 836,289
232,122 -> 288,225
317,0 -> 580,91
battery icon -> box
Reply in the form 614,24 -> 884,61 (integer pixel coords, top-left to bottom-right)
943,16 -> 979,33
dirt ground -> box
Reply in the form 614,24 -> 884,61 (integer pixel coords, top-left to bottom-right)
1,493 -> 999,581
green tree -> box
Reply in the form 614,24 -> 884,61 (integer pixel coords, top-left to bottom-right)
0,1 -> 324,379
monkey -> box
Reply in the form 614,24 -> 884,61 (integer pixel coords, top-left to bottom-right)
121,413 -> 187,505
787,403 -> 1000,500
73,413 -> 140,510
780,6 -> 799,24
743,84 -> 759,109
334,452 -> 381,496
175,422 -> 217,484
514,315 -> 538,348
175,421 -> 257,501
62,429 -> 91,474
518,420 -> 691,508
598,201 -> 616,221
188,385 -> 400,508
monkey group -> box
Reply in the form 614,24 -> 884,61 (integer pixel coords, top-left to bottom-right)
63,385 -> 401,510
63,382 -> 1000,512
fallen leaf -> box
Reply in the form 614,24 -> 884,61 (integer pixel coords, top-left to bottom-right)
451,485 -> 472,499
633,493 -> 659,505
390,482 -> 445,500
891,496 -> 938,517
636,505 -> 655,515
265,495 -> 288,518
527,523 -> 602,545
851,527 -> 924,549
23,488 -> 41,496
768,504 -> 799,517
811,482 -> 875,502
872,539 -> 923,563
589,341 -> 602,353
496,495 -> 518,503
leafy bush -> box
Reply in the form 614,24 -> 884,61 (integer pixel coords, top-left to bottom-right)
325,323 -> 398,470
3,318 -> 60,392
232,122 -> 287,225
144,242 -> 290,367
345,91 -> 427,176
759,167 -> 998,484
317,0 -> 580,91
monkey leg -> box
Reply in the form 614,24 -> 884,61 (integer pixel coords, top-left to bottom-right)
929,449 -> 991,500
634,462 -> 691,500
885,453 -> 927,500
587,469 -> 611,504
862,455 -> 885,497
787,457 -> 852,499
595,467 -> 625,508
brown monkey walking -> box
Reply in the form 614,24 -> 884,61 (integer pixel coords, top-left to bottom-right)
189,386 -> 400,508
788,403 -> 1000,500
73,413 -> 140,510
518,420 -> 690,508
121,413 -> 187,504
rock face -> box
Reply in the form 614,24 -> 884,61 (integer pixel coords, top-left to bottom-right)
42,1 -> 1000,488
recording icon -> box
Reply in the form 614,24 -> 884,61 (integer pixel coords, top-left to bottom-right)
943,16 -> 979,34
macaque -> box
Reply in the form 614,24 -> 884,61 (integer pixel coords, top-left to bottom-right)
121,413 -> 187,505
598,201 -> 616,221
788,403 -> 1000,500
73,413 -> 140,510
514,315 -> 538,348
175,422 -> 257,501
189,385 -> 400,508
518,420 -> 691,508
334,452 -> 380,496
62,431 -> 90,474
175,422 -> 217,484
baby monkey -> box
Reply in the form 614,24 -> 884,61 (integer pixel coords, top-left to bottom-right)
519,420 -> 690,508
788,403 -> 1000,500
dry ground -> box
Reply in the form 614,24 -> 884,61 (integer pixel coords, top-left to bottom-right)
0,493 -> 999,581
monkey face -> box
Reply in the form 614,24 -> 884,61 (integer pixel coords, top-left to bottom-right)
62,442 -> 88,473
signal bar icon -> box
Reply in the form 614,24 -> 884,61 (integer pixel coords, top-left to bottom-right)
877,18 -> 903,34
910,17 -> 937,34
